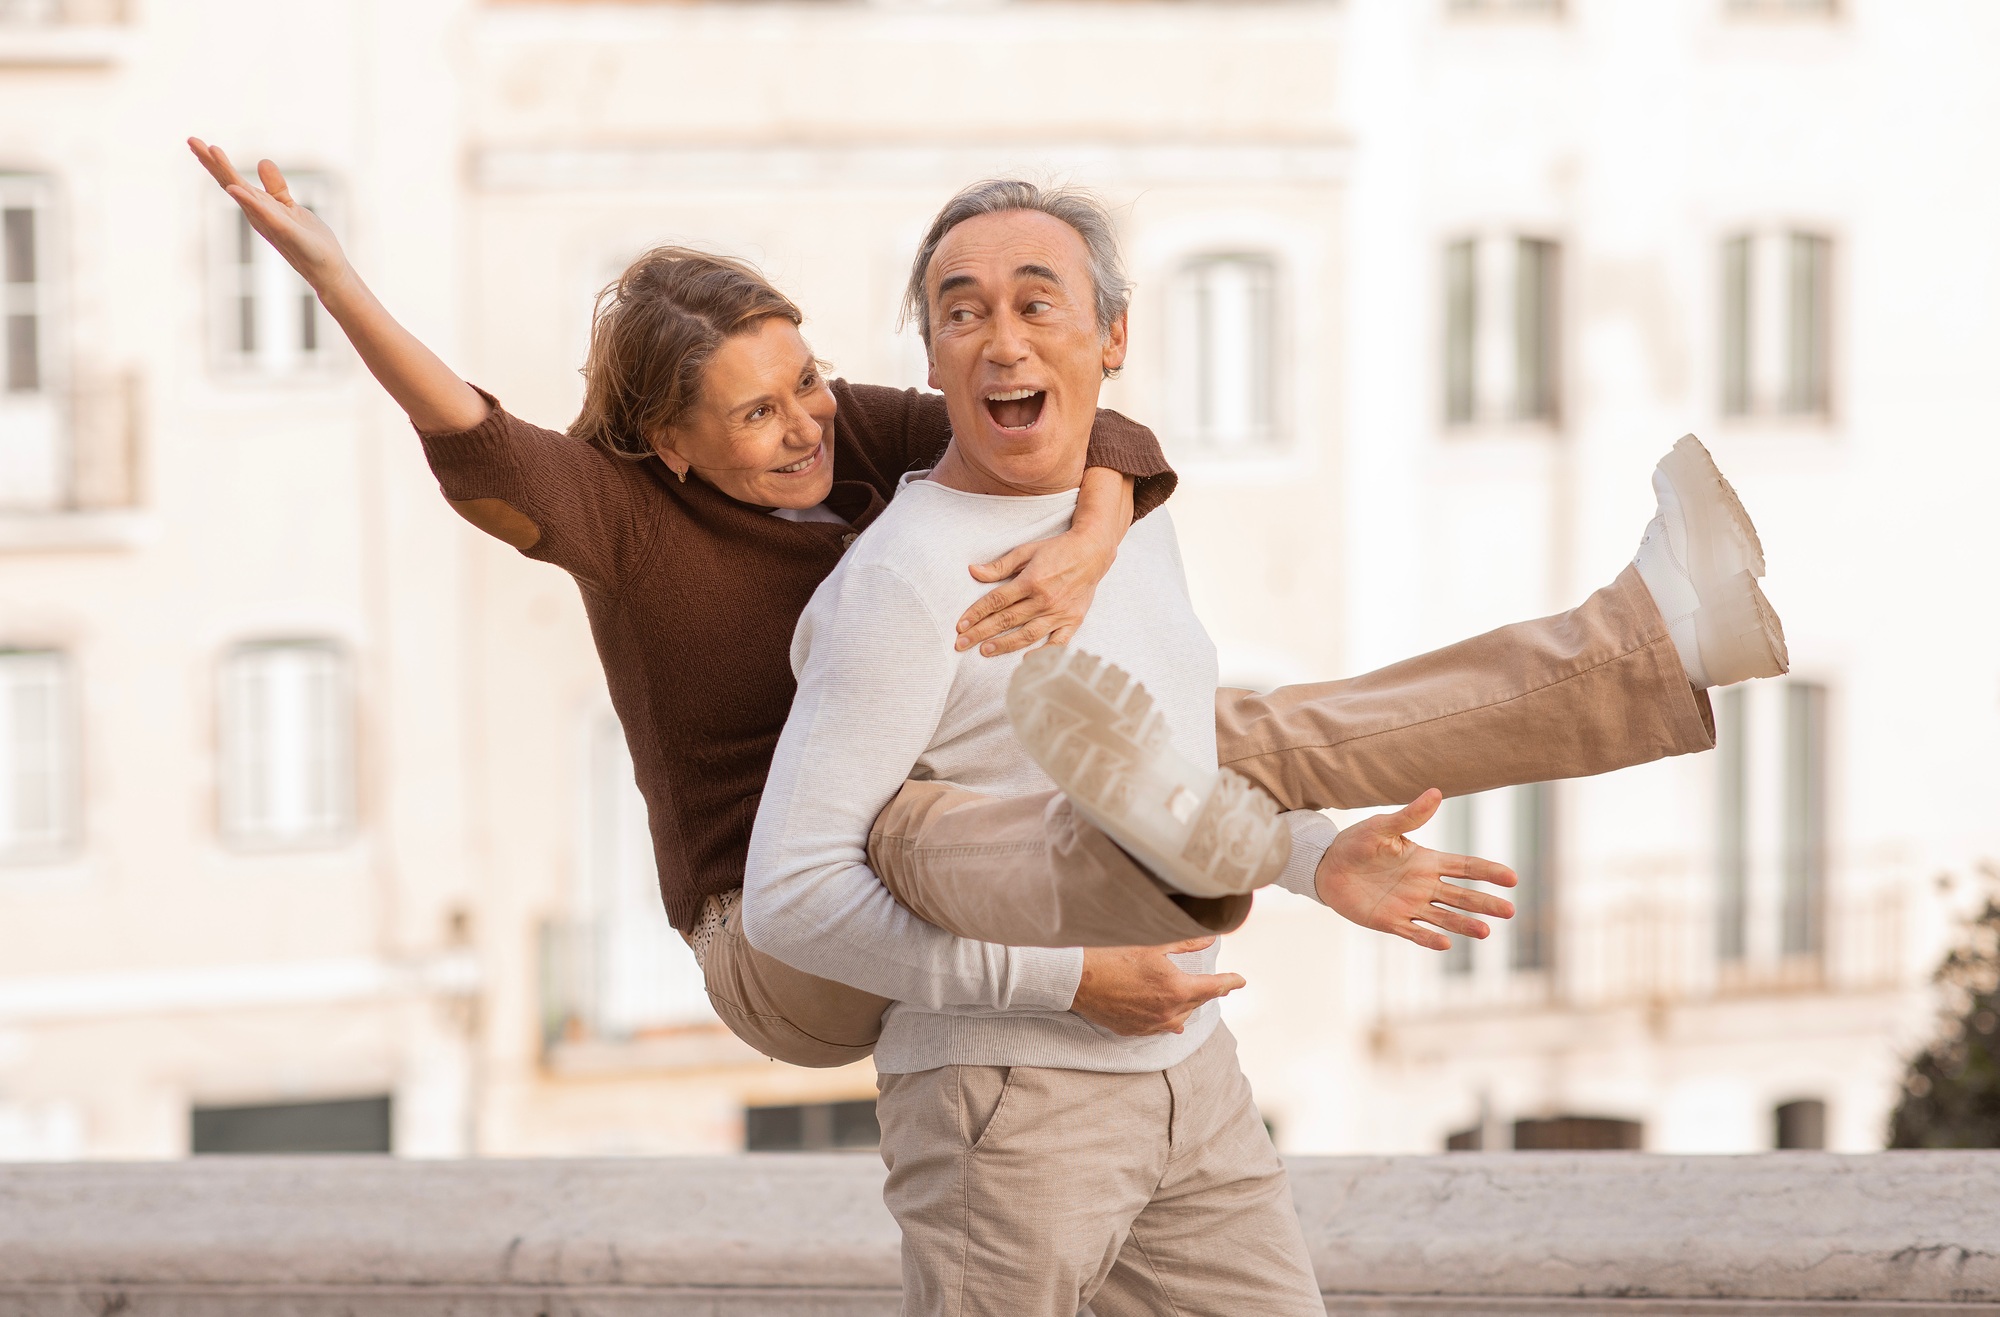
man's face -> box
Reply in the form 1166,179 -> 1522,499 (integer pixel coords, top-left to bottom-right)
926,209 -> 1128,494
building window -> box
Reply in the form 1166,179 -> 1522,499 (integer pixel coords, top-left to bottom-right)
191,1095 -> 391,1154
1,174 -> 63,509
541,710 -> 711,1049
218,640 -> 353,850
1781,680 -> 1828,957
1774,1097 -> 1827,1150
1448,0 -> 1563,14
1715,686 -> 1749,961
1510,782 -> 1555,972
1167,253 -> 1280,453
1443,235 -> 1561,429
746,1099 -> 880,1152
1512,1115 -> 1643,1150
1726,0 -> 1837,15
0,650 -> 76,863
1720,230 -> 1832,420
1440,793 -> 1477,977
210,172 -> 335,378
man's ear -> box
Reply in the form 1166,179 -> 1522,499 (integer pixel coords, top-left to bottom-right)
925,347 -> 939,392
1101,311 -> 1130,376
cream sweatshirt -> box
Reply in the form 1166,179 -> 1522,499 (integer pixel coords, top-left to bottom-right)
743,472 -> 1336,1075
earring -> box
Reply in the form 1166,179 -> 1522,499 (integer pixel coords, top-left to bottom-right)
675,467 -> 687,484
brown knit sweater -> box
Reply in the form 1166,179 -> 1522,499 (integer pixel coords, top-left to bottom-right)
420,380 -> 1175,933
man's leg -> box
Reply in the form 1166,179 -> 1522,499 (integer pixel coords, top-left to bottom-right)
876,1059 -> 1172,1317
869,781 -> 1250,948
694,891 -> 889,1068
1087,1028 -> 1323,1317
1217,564 -> 1715,812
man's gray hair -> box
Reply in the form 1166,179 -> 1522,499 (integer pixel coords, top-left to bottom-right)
900,179 -> 1133,356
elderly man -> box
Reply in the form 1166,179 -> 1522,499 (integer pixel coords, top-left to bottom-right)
745,181 -> 1783,1313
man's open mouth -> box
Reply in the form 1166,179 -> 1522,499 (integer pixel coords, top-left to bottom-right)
772,444 -> 823,475
984,388 -> 1047,431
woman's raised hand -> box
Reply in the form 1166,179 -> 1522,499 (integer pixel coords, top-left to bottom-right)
188,139 -> 348,293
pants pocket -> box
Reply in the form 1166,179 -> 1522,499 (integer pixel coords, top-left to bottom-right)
962,1065 -> 1017,1150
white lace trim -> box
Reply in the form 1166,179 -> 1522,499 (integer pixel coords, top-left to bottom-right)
687,888 -> 740,971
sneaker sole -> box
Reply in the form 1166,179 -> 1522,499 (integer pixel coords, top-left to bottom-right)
1007,647 -> 1291,899
1659,433 -> 1766,581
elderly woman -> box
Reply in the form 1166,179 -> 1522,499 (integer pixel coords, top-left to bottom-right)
193,142 -> 1781,1069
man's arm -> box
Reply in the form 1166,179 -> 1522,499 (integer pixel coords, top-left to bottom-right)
742,562 -> 1083,1012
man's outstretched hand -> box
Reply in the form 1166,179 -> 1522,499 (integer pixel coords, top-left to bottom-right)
1314,789 -> 1517,951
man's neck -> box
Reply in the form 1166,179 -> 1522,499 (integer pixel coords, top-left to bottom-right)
927,439 -> 1087,498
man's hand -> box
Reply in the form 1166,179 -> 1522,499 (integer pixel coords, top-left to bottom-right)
1069,938 -> 1243,1037
1314,789 -> 1517,951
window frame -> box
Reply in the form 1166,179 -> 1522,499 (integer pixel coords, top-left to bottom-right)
0,647 -> 79,865
0,172 -> 68,511
207,170 -> 340,382
1165,250 -> 1287,457
216,638 -> 356,852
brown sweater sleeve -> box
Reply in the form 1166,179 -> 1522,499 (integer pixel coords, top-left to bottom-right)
417,388 -> 658,594
833,381 -> 1178,520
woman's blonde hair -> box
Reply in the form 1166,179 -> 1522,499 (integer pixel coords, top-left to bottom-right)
569,246 -> 803,460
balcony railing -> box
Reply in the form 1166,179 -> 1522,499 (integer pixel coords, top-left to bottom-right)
1377,885 -> 1909,1021
3,1154 -> 1995,1313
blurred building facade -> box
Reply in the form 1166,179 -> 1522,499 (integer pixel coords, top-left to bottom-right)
0,0 -> 1994,1160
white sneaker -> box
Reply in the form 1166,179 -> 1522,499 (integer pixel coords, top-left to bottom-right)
1633,434 -> 1789,689
1006,647 -> 1292,899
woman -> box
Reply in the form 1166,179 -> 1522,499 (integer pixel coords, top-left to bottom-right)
192,141 -> 1781,1066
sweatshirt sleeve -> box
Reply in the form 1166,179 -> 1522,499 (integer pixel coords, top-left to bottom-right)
1273,810 -> 1341,904
742,561 -> 1084,1012
417,387 -> 659,594
834,381 -> 1178,521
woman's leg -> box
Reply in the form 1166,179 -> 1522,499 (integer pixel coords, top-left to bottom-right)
1217,564 -> 1714,812
869,567 -> 1714,952
693,890 -> 890,1068
868,781 -> 1249,948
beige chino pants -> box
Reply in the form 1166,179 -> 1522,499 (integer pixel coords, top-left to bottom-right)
876,1024 -> 1323,1316
698,565 -> 1713,1064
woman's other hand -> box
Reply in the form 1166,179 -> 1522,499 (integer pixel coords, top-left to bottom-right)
188,139 -> 350,295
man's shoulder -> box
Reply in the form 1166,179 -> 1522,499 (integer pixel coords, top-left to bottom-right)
842,482 -> 987,602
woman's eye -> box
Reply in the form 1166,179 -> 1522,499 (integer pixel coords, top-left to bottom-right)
800,372 -> 818,390
748,405 -> 771,422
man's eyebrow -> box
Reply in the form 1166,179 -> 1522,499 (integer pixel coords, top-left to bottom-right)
937,273 -> 979,296
1017,263 -> 1064,284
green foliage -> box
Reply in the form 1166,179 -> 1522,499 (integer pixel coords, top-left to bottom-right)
1888,894 -> 2000,1148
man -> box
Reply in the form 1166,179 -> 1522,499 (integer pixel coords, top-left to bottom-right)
745,181 -> 1783,1313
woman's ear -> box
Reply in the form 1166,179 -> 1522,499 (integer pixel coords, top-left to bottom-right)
647,429 -> 690,480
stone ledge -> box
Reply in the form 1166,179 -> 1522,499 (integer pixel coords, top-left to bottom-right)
2,1153 -> 1997,1313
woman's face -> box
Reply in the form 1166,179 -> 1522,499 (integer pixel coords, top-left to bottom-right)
655,317 -> 839,510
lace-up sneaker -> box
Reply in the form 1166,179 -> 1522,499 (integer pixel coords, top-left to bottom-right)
1007,647 -> 1291,899
1633,435 -> 1790,689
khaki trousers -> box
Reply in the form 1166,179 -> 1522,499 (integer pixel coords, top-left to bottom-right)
700,565 -> 1713,1064
875,1025 -> 1322,1316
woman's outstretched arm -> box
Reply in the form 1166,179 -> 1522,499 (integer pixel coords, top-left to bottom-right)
188,139 -> 487,435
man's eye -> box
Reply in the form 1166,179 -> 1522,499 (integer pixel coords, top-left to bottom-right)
949,307 -> 975,323
1025,300 -> 1052,315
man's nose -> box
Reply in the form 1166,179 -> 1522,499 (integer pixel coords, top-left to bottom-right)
983,307 -> 1030,365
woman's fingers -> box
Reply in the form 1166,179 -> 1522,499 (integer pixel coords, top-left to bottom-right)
968,544 -> 1033,585
956,579 -> 1027,637
256,158 -> 295,206
979,616 -> 1055,657
189,138 -> 248,192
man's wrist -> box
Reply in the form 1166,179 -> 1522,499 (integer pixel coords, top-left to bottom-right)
1277,811 -> 1341,904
